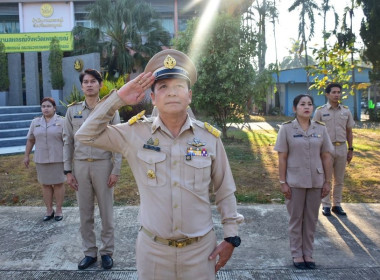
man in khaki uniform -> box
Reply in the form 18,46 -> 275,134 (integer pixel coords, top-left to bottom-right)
76,49 -> 243,280
313,83 -> 355,216
63,69 -> 122,270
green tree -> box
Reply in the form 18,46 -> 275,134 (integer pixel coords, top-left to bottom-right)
0,42 -> 9,91
279,38 -> 315,70
309,43 -> 369,100
173,14 -> 256,138
48,38 -> 64,90
338,0 -> 360,120
357,0 -> 380,120
288,0 -> 320,91
82,0 -> 171,77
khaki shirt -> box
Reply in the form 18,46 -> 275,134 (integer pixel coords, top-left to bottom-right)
274,119 -> 333,188
75,91 -> 243,239
27,113 -> 64,164
63,100 -> 122,175
313,103 -> 355,142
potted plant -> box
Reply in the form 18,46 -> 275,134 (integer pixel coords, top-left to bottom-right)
0,42 -> 10,106
48,37 -> 64,101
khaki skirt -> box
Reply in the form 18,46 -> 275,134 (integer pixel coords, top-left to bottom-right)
35,162 -> 65,185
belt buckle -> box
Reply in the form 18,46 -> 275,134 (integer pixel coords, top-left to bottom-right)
170,238 -> 188,248
87,158 -> 94,162
335,142 -> 341,146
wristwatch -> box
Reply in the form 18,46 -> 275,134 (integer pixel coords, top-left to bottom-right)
348,147 -> 354,151
64,170 -> 72,175
224,236 -> 241,247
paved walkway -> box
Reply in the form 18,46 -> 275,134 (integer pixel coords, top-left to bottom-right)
1,204 -> 379,279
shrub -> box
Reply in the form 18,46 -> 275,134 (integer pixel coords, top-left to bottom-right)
48,38 -> 64,90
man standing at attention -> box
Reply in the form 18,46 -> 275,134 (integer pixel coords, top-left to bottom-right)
75,49 -> 243,279
63,69 -> 122,270
313,83 -> 355,216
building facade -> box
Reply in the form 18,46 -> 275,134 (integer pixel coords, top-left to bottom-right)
0,0 -> 202,106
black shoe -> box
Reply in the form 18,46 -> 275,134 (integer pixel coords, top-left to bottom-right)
332,206 -> 347,216
322,207 -> 331,216
54,215 -> 63,221
305,261 -> 316,269
78,256 -> 97,270
293,259 -> 306,269
101,255 -> 113,269
43,210 -> 54,221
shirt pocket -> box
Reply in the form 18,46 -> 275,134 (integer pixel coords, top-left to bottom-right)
184,156 -> 212,193
321,114 -> 332,122
137,149 -> 167,187
72,118 -> 83,133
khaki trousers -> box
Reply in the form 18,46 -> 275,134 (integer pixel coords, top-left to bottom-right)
322,144 -> 347,207
74,159 -> 114,257
136,229 -> 217,280
286,187 -> 321,258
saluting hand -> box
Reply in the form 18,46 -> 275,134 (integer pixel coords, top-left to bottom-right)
209,241 -> 235,273
117,72 -> 155,105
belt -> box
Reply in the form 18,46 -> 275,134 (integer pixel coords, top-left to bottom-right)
78,158 -> 102,162
332,142 -> 345,146
140,226 -> 205,248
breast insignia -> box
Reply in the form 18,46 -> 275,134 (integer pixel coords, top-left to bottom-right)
315,120 -> 326,126
204,122 -> 221,138
128,110 -> 146,125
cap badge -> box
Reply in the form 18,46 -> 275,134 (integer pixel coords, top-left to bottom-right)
164,55 -> 176,69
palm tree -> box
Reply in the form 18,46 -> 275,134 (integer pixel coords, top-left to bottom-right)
280,39 -> 315,70
288,0 -> 319,91
78,0 -> 171,78
321,0 -> 338,61
340,0 -> 359,120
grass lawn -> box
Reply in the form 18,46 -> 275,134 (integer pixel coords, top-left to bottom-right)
0,124 -> 379,206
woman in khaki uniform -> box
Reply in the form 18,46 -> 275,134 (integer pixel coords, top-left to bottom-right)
24,97 -> 66,221
274,94 -> 333,269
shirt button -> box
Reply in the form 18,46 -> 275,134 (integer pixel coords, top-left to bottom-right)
173,204 -> 178,209
174,227 -> 178,231
173,160 -> 177,165
173,182 -> 178,187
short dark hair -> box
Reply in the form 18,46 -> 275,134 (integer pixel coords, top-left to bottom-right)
41,97 -> 56,107
325,83 -> 342,94
79,69 -> 103,84
293,94 -> 314,108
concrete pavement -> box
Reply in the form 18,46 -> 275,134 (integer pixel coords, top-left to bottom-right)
0,204 -> 379,279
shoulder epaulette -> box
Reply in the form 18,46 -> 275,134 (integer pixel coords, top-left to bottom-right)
67,101 -> 79,107
281,120 -> 292,125
34,115 -> 42,119
316,105 -> 324,110
342,105 -> 349,109
315,120 -> 325,126
128,110 -> 146,125
204,122 -> 221,138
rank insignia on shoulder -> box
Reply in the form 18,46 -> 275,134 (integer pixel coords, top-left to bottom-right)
316,106 -> 323,110
204,122 -> 221,138
128,110 -> 146,125
315,121 -> 325,126
67,101 -> 78,107
143,137 -> 160,152
342,105 -> 349,109
282,120 -> 292,125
